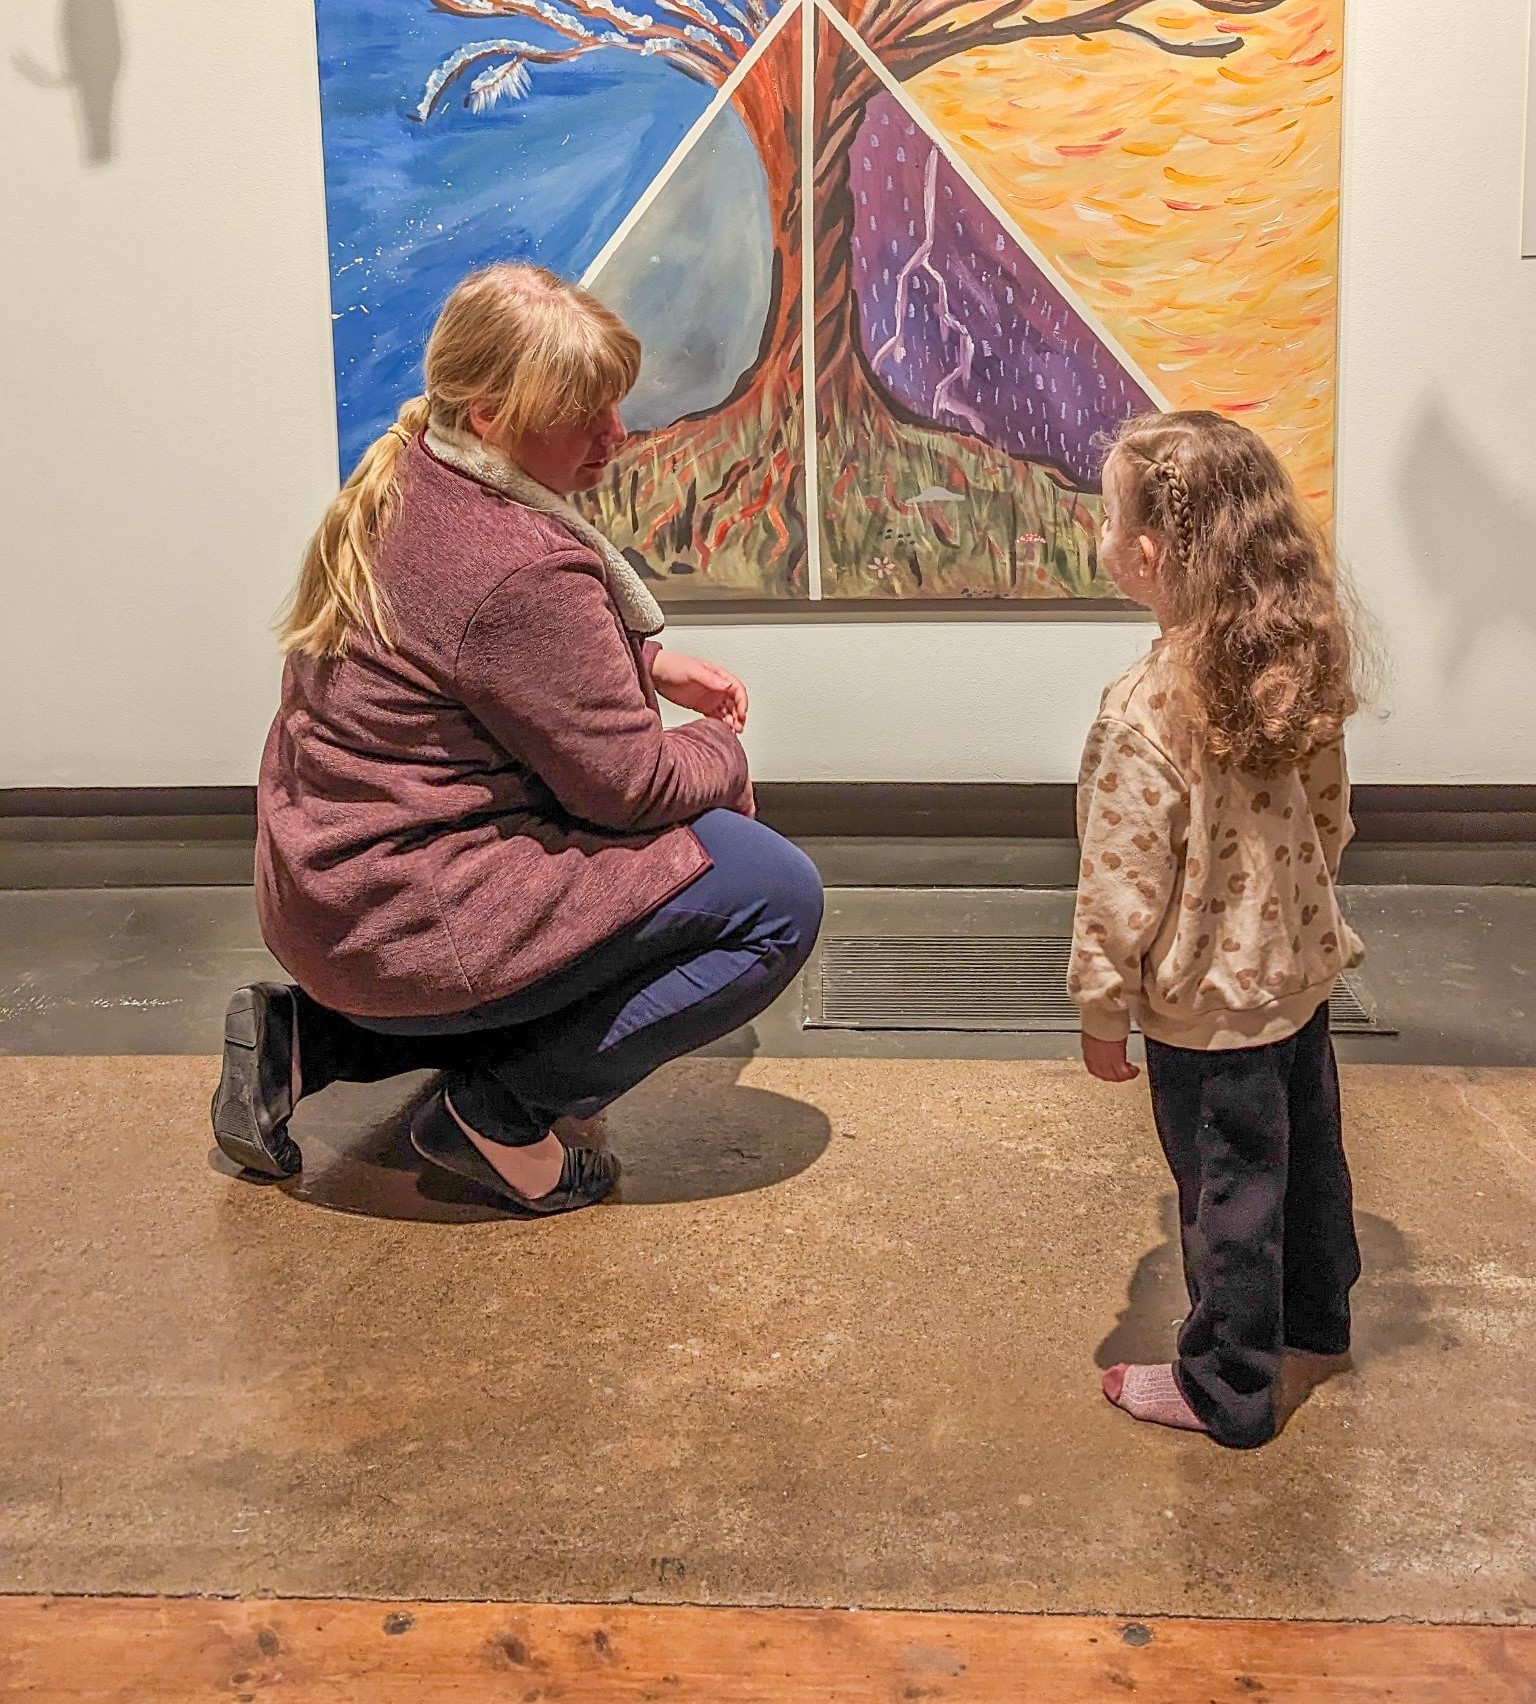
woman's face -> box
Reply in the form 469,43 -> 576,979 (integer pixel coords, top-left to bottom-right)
514,401 -> 627,495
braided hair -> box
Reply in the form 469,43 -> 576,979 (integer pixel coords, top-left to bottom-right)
1154,458 -> 1196,568
1104,411 -> 1362,774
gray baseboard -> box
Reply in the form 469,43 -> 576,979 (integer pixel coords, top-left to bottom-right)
3,783 -> 1535,889
799,836 -> 1536,889
1,798 -> 259,890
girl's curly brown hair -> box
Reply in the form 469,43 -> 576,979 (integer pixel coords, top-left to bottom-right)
1107,410 -> 1362,775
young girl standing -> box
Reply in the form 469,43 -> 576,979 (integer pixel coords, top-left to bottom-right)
1069,410 -> 1366,1449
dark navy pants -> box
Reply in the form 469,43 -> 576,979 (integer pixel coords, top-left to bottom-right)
1145,1003 -> 1361,1449
293,810 -> 823,1146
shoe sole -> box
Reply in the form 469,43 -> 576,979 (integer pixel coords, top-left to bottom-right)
211,986 -> 302,1179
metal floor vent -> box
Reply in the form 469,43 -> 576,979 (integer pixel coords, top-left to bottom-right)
808,936 -> 1394,1035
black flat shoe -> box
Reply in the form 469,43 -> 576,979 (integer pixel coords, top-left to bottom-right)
409,1091 -> 619,1216
210,983 -> 302,1178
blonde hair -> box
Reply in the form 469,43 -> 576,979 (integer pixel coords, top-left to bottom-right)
1107,411 -> 1363,775
281,263 -> 641,657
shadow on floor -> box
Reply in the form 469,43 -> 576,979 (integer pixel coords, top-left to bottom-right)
207,1032 -> 832,1223
1094,1194 -> 1436,1369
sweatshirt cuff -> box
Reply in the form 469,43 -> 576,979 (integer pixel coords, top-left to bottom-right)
642,639 -> 662,671
1078,1007 -> 1132,1044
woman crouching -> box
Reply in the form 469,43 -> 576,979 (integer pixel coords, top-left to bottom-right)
212,263 -> 822,1214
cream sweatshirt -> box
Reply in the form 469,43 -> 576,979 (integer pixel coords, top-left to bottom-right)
1068,644 -> 1364,1051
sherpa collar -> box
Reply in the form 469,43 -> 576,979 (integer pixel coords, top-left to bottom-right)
423,418 -> 665,639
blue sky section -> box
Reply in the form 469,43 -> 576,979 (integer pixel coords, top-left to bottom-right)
314,0 -> 717,475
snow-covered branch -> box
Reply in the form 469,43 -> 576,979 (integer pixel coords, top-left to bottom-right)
649,0 -> 749,50
413,38 -> 588,120
433,0 -> 656,31
415,8 -> 739,119
414,33 -> 711,120
429,0 -> 741,76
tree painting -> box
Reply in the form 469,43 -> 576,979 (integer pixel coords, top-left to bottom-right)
313,0 -> 1343,602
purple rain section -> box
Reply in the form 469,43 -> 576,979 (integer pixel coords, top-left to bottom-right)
848,93 -> 1154,488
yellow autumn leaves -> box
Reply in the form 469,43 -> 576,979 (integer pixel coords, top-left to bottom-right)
910,1 -> 1344,515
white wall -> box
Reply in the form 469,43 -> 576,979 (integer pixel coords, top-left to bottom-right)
4,0 -> 1534,787
2,2 -> 335,788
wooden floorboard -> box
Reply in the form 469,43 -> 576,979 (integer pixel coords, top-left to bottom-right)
1,1598 -> 1534,1703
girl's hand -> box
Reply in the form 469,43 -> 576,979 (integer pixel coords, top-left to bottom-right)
1082,1033 -> 1140,1083
651,651 -> 749,733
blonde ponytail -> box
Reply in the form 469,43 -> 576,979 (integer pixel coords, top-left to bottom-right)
280,263 -> 640,659
279,394 -> 431,657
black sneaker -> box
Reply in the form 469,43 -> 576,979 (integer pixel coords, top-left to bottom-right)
210,983 -> 302,1178
410,1090 -> 619,1215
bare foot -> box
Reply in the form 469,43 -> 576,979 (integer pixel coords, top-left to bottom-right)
1103,1363 -> 1209,1434
446,1093 -> 564,1199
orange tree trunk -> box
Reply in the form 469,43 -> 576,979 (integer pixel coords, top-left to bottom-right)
724,27 -> 803,411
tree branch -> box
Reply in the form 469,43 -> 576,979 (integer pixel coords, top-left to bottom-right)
649,0 -> 749,49
890,0 -> 1287,81
433,0 -> 656,33
414,38 -> 595,120
433,0 -> 619,48
429,0 -> 739,76
414,27 -> 715,119
1110,19 -> 1255,56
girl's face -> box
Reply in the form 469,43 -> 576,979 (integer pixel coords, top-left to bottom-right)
1099,452 -> 1163,612
513,400 -> 627,494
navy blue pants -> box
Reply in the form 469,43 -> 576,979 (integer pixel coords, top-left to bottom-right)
1146,1004 -> 1361,1448
293,810 -> 823,1146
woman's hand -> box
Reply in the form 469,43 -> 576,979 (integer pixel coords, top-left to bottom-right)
1081,1033 -> 1140,1083
650,651 -> 749,734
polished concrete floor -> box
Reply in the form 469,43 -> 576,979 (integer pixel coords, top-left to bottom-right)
1,885 -> 1532,1624
2,1053 -> 1533,1620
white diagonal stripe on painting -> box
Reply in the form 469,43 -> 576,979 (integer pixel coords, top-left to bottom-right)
801,0 -> 822,596
583,0 -> 803,287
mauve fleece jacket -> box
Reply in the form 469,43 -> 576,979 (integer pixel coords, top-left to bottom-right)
256,435 -> 749,1019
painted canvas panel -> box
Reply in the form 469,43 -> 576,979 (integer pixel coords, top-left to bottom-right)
313,0 -> 1343,603
582,4 -> 808,595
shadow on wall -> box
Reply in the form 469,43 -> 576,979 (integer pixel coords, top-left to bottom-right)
14,0 -> 122,166
1397,396 -> 1536,676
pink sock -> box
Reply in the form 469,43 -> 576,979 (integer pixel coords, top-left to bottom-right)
1103,1363 -> 1209,1434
